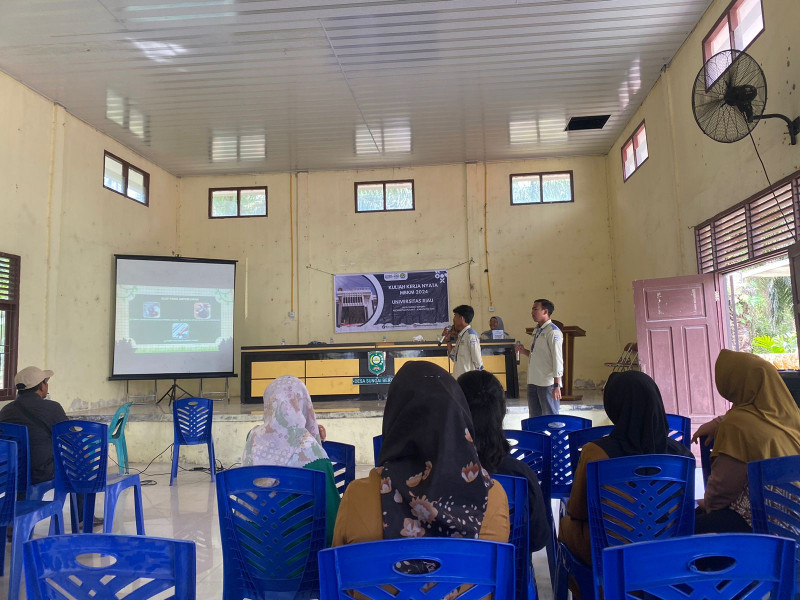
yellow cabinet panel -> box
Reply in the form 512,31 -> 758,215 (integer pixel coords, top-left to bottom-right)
395,356 -> 451,373
305,377 -> 360,395
483,355 -> 507,374
251,378 -> 278,397
252,361 -> 305,379
305,359 -> 360,377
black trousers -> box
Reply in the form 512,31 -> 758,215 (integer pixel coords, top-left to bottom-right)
695,507 -> 752,534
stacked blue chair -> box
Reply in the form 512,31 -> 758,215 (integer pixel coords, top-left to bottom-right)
171,398 -> 216,486
109,401 -> 133,475
23,534 -> 197,600
567,425 -> 614,475
0,439 -> 65,600
217,465 -> 327,600
318,538 -> 515,600
372,434 -> 382,466
749,454 -> 800,596
699,434 -> 714,484
52,421 -> 145,535
321,440 -> 355,496
602,534 -> 795,599
494,473 -> 537,600
555,454 -> 695,600
521,415 -> 592,501
0,423 -> 54,501
665,413 -> 691,448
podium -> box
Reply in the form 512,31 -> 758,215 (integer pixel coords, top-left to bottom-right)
525,320 -> 586,402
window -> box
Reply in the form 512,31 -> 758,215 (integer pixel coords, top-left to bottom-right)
0,253 -> 20,401
355,181 -> 414,213
695,171 -> 800,274
621,122 -> 648,181
703,0 -> 764,64
510,172 -> 573,205
103,152 -> 149,205
209,187 -> 267,218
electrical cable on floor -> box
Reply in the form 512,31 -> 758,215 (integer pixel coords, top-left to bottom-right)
107,444 -> 240,485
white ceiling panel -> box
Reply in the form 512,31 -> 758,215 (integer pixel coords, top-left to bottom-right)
0,0 -> 713,176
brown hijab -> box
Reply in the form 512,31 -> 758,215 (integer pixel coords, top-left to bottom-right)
713,349 -> 800,462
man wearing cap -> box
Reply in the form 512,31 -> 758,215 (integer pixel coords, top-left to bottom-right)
0,366 -> 67,484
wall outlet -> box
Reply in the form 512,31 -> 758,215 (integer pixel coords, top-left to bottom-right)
488,306 -> 495,312
288,311 -> 296,318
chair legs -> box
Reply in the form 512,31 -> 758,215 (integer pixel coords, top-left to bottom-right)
208,440 -> 216,483
170,443 -> 180,486
8,502 -> 64,600
170,440 -> 216,485
103,474 -> 146,535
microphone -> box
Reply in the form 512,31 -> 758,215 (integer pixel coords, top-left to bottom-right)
515,340 -> 521,365
438,327 -> 451,346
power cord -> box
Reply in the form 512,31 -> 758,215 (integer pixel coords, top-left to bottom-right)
107,444 -> 239,485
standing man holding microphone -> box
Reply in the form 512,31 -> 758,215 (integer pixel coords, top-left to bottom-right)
441,305 -> 483,379
516,299 -> 563,416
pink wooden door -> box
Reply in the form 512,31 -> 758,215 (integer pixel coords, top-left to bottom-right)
633,274 -> 727,423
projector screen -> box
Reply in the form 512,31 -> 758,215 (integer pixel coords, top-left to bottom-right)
111,255 -> 236,378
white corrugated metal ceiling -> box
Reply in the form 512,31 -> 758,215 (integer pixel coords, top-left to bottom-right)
0,0 -> 713,176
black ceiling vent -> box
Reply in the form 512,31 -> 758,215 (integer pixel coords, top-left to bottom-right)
565,115 -> 611,131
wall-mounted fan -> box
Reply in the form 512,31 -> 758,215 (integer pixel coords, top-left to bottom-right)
692,49 -> 800,144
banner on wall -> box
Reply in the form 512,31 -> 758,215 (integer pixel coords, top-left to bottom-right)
334,270 -> 449,333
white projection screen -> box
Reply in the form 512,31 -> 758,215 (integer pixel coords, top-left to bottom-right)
111,255 -> 236,378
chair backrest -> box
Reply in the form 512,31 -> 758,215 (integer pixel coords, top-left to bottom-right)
699,435 -> 714,484
521,415 -> 592,496
748,455 -> 800,591
52,421 -> 110,494
110,402 -> 133,441
493,474 -> 535,600
602,534 -> 795,600
665,413 -> 691,448
317,538 -> 515,600
587,454 -> 695,589
372,434 -> 382,466
173,398 -> 213,445
503,430 -> 552,502
321,440 -> 355,496
0,439 -> 19,526
216,465 -> 327,599
23,534 -> 197,600
0,423 -> 32,499
567,425 -> 614,474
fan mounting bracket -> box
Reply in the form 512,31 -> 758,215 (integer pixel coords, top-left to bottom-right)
752,113 -> 800,145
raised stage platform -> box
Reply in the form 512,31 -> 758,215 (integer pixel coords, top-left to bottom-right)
70,390 -> 607,467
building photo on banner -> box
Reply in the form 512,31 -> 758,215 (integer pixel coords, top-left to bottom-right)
333,270 -> 449,333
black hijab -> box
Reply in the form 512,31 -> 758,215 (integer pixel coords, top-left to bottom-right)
378,361 -> 493,540
594,371 -> 692,458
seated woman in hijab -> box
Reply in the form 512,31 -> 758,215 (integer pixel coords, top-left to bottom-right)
242,375 -> 340,544
480,316 -> 511,341
691,350 -> 800,534
458,369 -> 551,553
558,370 -> 693,566
333,360 -> 509,545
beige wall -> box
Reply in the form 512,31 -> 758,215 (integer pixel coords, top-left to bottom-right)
0,72 -> 181,410
607,0 -> 800,343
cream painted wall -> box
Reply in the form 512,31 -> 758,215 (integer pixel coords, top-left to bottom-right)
607,0 -> 800,344
0,72 -> 181,411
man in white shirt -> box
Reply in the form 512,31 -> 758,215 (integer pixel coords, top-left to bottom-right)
442,304 -> 484,379
516,299 -> 563,416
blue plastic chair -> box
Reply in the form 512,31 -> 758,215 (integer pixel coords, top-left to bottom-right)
521,415 -> 592,500
0,423 -> 54,501
699,434 -> 714,484
567,425 -> 615,475
317,538 -> 516,600
372,434 -> 382,466
321,440 -> 355,496
494,473 -> 537,600
749,454 -> 800,596
171,398 -> 216,486
217,465 -> 327,600
0,439 -> 65,600
665,413 -> 691,448
23,534 -> 197,600
109,402 -> 133,475
602,534 -> 796,599
52,420 -> 146,536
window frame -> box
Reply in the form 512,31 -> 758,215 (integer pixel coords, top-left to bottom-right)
621,121 -> 649,182
208,186 -> 269,219
0,253 -> 20,402
702,0 -> 764,64
102,151 -> 150,206
509,170 -> 575,206
354,180 -> 415,214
